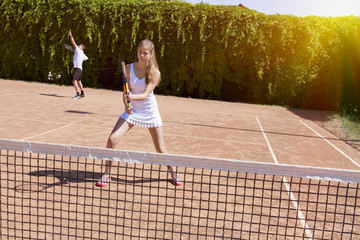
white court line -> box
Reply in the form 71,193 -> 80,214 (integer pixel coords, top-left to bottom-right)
0,115 -> 68,125
256,116 -> 313,240
300,120 -> 360,168
164,133 -> 267,145
21,124 -> 72,141
0,115 -> 107,129
0,115 -> 263,144
0,93 -> 24,96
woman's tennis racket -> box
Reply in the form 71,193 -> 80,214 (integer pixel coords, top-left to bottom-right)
121,61 -> 131,108
64,43 -> 75,52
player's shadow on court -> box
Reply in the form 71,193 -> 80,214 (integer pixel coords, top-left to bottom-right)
65,110 -> 94,115
39,93 -> 67,98
15,170 -> 168,192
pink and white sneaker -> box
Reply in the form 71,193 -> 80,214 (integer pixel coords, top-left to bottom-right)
170,171 -> 182,186
96,172 -> 111,187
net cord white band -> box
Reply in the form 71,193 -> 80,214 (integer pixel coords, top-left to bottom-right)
1,138 -> 360,183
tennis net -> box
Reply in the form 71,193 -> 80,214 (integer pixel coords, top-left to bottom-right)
0,138 -> 359,240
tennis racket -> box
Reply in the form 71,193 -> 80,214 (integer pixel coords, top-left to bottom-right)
64,43 -> 75,52
121,61 -> 131,108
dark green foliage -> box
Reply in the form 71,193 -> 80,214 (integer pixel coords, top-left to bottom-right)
1,0 -> 360,113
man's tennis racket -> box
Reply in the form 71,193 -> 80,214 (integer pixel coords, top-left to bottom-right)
121,61 -> 131,108
64,43 -> 75,52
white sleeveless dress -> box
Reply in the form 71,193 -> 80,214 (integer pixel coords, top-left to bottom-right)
119,63 -> 163,128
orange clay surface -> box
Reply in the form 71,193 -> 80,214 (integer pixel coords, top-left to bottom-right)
1,79 -> 359,170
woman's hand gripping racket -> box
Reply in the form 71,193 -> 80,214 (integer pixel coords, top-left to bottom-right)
121,61 -> 132,109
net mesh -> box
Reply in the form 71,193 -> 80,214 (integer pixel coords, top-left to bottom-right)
1,139 -> 360,240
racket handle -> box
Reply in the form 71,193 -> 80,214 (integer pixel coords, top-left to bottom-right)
126,100 -> 131,108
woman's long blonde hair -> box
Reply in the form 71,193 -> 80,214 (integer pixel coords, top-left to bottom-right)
138,40 -> 161,86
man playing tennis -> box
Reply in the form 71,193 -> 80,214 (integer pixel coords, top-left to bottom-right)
68,30 -> 88,99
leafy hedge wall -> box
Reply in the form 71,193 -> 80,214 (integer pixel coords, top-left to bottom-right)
1,0 -> 360,112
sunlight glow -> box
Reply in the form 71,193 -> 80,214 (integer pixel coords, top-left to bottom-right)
185,0 -> 360,17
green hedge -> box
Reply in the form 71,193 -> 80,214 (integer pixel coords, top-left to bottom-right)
1,0 -> 360,112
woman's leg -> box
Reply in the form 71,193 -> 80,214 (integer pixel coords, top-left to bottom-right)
148,127 -> 182,185
148,126 -> 167,153
105,117 -> 133,172
96,118 -> 133,187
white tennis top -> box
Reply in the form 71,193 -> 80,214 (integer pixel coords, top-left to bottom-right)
120,63 -> 163,128
73,46 -> 88,70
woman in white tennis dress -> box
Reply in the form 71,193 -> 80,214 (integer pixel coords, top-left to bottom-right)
119,63 -> 163,128
96,40 -> 182,187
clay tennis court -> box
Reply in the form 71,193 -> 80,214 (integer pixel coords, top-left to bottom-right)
1,79 -> 359,169
1,79 -> 360,239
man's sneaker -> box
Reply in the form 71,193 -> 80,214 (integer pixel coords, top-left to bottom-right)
170,171 -> 182,186
96,172 -> 111,187
80,92 -> 85,98
74,94 -> 81,99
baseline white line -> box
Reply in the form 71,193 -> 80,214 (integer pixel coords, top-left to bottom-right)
21,124 -> 72,141
256,116 -> 313,240
300,120 -> 360,168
